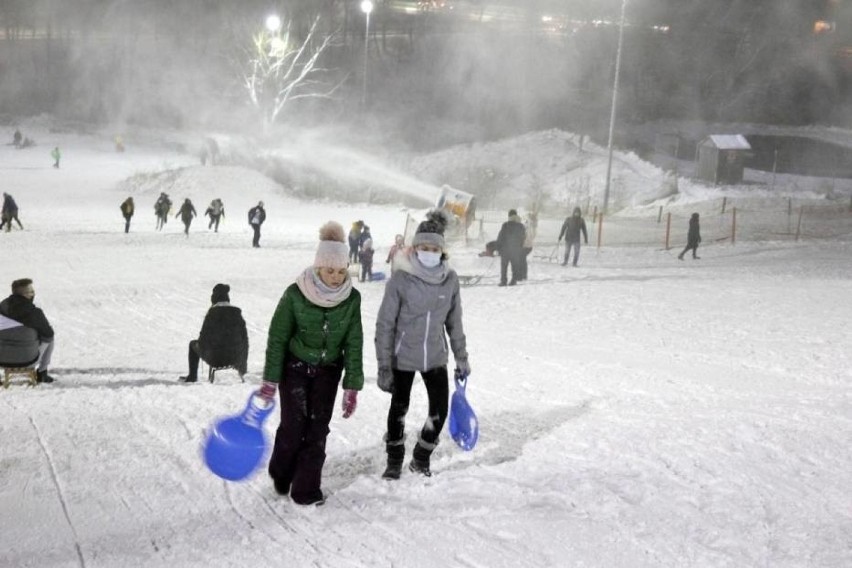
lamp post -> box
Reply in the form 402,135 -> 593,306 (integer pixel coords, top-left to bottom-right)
360,0 -> 374,108
265,14 -> 281,34
602,0 -> 627,215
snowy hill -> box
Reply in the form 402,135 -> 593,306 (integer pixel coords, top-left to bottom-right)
1,122 -> 851,568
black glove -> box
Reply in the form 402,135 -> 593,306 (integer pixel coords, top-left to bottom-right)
377,366 -> 394,393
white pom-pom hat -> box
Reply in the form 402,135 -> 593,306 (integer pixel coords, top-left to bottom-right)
314,221 -> 349,269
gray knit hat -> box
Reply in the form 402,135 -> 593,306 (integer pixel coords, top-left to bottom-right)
412,209 -> 449,249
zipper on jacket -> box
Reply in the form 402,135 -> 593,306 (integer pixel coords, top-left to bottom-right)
320,312 -> 329,364
423,310 -> 431,369
394,331 -> 405,355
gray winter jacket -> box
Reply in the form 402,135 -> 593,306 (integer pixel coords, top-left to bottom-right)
0,314 -> 39,365
375,252 -> 468,372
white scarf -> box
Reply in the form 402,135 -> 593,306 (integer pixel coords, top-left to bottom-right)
295,267 -> 353,308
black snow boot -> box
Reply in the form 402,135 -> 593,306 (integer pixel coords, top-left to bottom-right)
382,437 -> 406,480
408,441 -> 433,477
178,375 -> 197,383
36,370 -> 55,384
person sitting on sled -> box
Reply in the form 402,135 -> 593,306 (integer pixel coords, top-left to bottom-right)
179,284 -> 248,383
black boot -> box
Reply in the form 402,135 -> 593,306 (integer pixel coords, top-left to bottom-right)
178,375 -> 197,383
36,370 -> 55,384
408,441 -> 433,477
382,437 -> 406,480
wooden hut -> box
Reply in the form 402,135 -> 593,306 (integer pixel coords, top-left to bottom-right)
695,135 -> 751,185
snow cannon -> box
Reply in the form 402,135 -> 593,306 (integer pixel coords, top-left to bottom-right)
203,393 -> 275,481
448,370 -> 479,451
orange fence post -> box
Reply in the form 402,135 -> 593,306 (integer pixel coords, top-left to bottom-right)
597,213 -> 603,249
665,212 -> 671,250
795,206 -> 804,241
731,207 -> 736,245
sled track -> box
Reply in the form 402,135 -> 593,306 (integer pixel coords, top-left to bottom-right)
29,415 -> 87,568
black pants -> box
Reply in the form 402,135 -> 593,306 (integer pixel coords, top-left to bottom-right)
186,340 -> 202,379
182,219 -> 191,235
679,241 -> 699,259
268,359 -> 342,503
251,224 -> 262,247
386,366 -> 449,451
500,253 -> 522,285
517,247 -> 532,280
360,262 -> 372,282
208,214 -> 221,232
123,215 -> 132,233
1,214 -> 23,231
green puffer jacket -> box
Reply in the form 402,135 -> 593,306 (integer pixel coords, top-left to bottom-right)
263,283 -> 364,390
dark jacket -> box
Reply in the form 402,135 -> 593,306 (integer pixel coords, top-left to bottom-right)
0,315 -> 39,365
120,198 -> 134,218
198,303 -> 248,373
497,217 -> 526,257
176,201 -> 197,223
559,209 -> 588,243
687,215 -> 701,246
359,248 -> 375,268
263,283 -> 363,390
2,194 -> 18,216
248,206 -> 266,226
0,294 -> 54,341
155,196 -> 171,216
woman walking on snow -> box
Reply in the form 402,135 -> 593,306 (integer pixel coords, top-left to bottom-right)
375,209 -> 470,479
175,198 -> 197,236
678,213 -> 702,260
256,221 -> 363,506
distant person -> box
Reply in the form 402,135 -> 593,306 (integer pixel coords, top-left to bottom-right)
386,234 -> 405,273
120,196 -> 135,233
348,220 -> 364,263
248,201 -> 266,248
558,207 -> 588,267
678,213 -> 702,261
256,221 -> 363,506
205,198 -> 225,232
200,137 -> 219,166
518,212 -> 537,281
175,198 -> 197,236
51,146 -> 61,169
154,192 -> 172,231
496,209 -> 526,286
359,224 -> 372,249
179,284 -> 248,383
359,238 -> 375,282
12,129 -> 22,148
0,278 -> 56,383
114,135 -> 125,153
1,192 -> 23,232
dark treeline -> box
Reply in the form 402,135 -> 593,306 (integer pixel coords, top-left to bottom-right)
0,0 -> 849,146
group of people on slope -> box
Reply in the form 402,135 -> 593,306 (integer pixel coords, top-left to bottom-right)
172,210 -> 468,505
348,220 -> 377,282
481,206 -> 701,273
119,195 -> 266,246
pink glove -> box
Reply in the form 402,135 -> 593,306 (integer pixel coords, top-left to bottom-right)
341,389 -> 358,419
258,381 -> 277,403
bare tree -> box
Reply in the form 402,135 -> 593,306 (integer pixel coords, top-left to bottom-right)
238,15 -> 343,131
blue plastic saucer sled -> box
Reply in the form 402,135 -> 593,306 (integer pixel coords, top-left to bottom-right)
448,371 -> 479,451
203,393 -> 276,481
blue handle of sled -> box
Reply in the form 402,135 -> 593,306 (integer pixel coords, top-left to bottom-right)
202,393 -> 276,482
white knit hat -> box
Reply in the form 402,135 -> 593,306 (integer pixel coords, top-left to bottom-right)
314,221 -> 349,269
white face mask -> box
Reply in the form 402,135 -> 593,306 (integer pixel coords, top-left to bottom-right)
416,250 -> 442,268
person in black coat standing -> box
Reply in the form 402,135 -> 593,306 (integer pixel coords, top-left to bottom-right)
179,283 -> 249,382
678,213 -> 702,260
558,207 -> 589,267
175,198 -> 197,236
496,209 -> 526,286
248,201 -> 266,248
1,192 -> 23,232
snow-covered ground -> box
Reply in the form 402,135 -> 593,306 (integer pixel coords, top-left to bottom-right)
1,124 -> 851,568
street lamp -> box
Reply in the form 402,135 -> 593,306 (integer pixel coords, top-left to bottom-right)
265,14 -> 281,33
360,0 -> 374,108
603,0 -> 627,215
